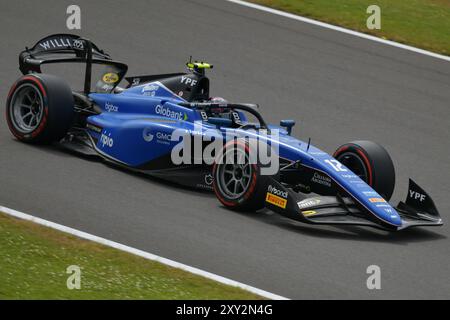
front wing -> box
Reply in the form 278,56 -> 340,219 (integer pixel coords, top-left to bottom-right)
264,178 -> 443,231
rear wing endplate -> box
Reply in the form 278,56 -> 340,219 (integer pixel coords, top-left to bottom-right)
19,34 -> 128,94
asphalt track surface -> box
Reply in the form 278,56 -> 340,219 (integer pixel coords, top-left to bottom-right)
1,0 -> 449,299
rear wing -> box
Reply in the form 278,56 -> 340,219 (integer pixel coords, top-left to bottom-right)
19,34 -> 128,94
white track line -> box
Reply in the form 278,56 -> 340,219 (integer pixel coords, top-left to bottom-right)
225,0 -> 450,63
0,205 -> 288,300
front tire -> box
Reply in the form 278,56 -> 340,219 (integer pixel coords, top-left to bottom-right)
6,73 -> 74,144
333,140 -> 395,201
212,140 -> 268,211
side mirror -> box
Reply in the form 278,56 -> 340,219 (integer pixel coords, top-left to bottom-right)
280,120 -> 295,135
208,117 -> 233,128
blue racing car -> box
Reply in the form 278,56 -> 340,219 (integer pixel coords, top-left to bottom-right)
5,34 -> 443,231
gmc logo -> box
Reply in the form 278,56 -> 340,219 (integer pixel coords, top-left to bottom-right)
409,190 -> 426,202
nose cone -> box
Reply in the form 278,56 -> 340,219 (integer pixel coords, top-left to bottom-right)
383,209 -> 402,227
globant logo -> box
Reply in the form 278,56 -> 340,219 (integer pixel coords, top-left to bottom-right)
155,105 -> 187,121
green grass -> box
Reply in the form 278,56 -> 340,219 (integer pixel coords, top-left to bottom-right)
0,212 -> 262,299
249,0 -> 450,55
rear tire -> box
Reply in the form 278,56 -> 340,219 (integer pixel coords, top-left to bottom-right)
212,140 -> 269,211
333,140 -> 395,201
6,73 -> 74,144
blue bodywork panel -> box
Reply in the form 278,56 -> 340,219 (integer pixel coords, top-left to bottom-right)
86,81 -> 402,228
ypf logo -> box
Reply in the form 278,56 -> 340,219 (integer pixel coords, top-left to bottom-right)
409,190 -> 426,202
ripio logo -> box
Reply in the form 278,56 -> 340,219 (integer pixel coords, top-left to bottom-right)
100,132 -> 114,148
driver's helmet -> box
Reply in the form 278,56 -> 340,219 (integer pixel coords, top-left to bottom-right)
208,97 -> 230,118
209,97 -> 228,104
